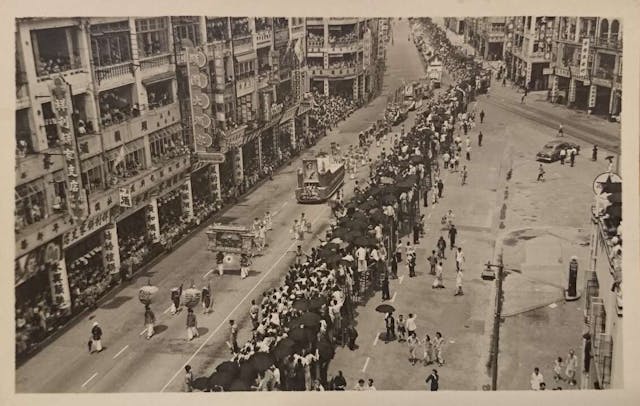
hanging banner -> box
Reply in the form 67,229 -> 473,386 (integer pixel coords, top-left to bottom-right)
580,38 -> 591,78
103,224 -> 121,275
363,28 -> 372,69
588,85 -> 597,109
48,245 -> 72,311
49,75 -> 88,222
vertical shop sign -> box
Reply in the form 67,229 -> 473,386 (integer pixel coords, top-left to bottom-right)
49,75 -> 87,221
588,85 -> 597,108
580,38 -> 591,77
363,28 -> 372,69
103,224 -> 121,275
187,47 -> 224,163
119,187 -> 132,208
45,238 -> 71,310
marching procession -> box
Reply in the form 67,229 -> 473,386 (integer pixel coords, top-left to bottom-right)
15,13 -> 625,396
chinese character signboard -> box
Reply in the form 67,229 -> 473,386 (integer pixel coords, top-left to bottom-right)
46,239 -> 72,311
49,75 -> 87,221
580,38 -> 591,78
119,187 -> 132,207
363,28 -> 372,70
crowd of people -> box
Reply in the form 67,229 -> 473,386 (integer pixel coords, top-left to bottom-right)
309,90 -> 360,135
328,31 -> 359,46
99,91 -> 139,128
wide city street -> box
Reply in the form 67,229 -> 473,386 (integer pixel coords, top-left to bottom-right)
16,18 -> 621,393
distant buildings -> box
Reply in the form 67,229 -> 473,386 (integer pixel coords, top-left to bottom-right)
458,16 -> 622,118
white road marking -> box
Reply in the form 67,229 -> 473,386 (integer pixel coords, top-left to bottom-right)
390,292 -> 397,303
163,306 -> 172,314
113,345 -> 129,359
203,268 -> 215,278
160,208 -> 327,392
361,357 -> 371,373
81,372 -> 98,388
399,275 -> 405,285
139,329 -> 146,336
373,333 -> 379,346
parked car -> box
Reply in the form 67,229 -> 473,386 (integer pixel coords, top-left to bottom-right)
536,140 -> 581,162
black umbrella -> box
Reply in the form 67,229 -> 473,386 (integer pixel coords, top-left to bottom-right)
272,338 -> 296,360
308,296 -> 326,311
381,194 -> 397,205
375,304 -> 396,313
288,316 -> 305,330
299,311 -> 322,327
317,338 -> 335,361
288,326 -> 308,342
192,376 -> 210,391
216,360 -> 240,376
229,378 -> 252,392
238,361 -> 258,382
249,352 -> 274,372
605,155 -> 615,161
293,299 -> 309,312
354,235 -> 377,248
208,371 -> 235,391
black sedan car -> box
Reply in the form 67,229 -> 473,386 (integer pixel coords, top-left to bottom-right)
536,140 -> 581,162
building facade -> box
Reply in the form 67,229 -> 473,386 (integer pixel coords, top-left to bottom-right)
443,17 -> 465,35
547,17 -> 622,118
306,18 -> 380,100
503,16 -> 557,91
583,175 -> 622,389
15,16 -> 365,358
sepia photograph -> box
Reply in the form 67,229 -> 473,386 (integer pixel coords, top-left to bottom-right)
3,0 -> 640,404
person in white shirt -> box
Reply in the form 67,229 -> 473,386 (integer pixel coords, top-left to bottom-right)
375,224 -> 383,242
530,367 -> 544,390
455,247 -> 465,271
454,269 -> 464,296
353,379 -> 366,391
406,313 -> 417,336
367,378 -> 377,390
356,246 -> 368,273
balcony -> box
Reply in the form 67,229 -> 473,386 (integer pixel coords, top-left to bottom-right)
16,83 -> 29,110
255,30 -> 272,47
310,66 -> 360,78
236,76 -> 256,97
15,210 -> 70,259
221,124 -> 247,152
327,39 -> 361,53
257,72 -> 272,88
487,32 -> 505,42
594,37 -> 623,51
328,18 -> 359,25
101,102 -> 180,151
306,18 -> 324,26
233,36 -> 253,54
15,150 -> 64,185
140,54 -> 173,72
94,62 -> 135,88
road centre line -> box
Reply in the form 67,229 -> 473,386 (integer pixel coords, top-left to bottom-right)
113,345 -> 129,359
203,268 -> 215,278
390,292 -> 397,303
399,275 -> 405,285
160,207 -> 327,392
361,357 -> 371,373
81,372 -> 98,388
373,333 -> 379,346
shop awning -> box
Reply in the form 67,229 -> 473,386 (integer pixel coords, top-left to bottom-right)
141,71 -> 175,86
243,128 -> 260,144
80,155 -> 104,171
280,106 -> 298,124
234,52 -> 257,63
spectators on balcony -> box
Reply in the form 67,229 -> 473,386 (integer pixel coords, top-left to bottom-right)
329,31 -> 358,46
307,32 -> 324,47
232,18 -> 250,37
207,18 -> 229,42
99,91 -> 135,127
255,17 -> 271,32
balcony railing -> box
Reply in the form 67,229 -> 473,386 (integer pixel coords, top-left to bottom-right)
140,54 -> 172,70
94,61 -> 134,84
310,66 -> 359,78
255,30 -> 272,44
233,36 -> 253,53
593,68 -> 615,81
595,37 -> 623,50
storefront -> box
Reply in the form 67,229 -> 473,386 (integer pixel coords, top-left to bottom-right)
261,126 -> 277,167
157,187 -> 186,242
219,149 -> 235,199
64,231 -> 112,312
241,135 -> 260,188
15,237 -> 71,358
191,163 -> 219,223
116,206 -> 152,277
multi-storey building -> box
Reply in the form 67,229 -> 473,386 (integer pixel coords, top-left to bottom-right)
305,18 -> 379,100
473,17 -> 506,61
443,17 -> 465,35
13,16 -> 318,358
547,17 -> 622,118
583,175 -> 622,389
503,16 -> 557,91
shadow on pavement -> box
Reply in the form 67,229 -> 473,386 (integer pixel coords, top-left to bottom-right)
101,296 -> 133,309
